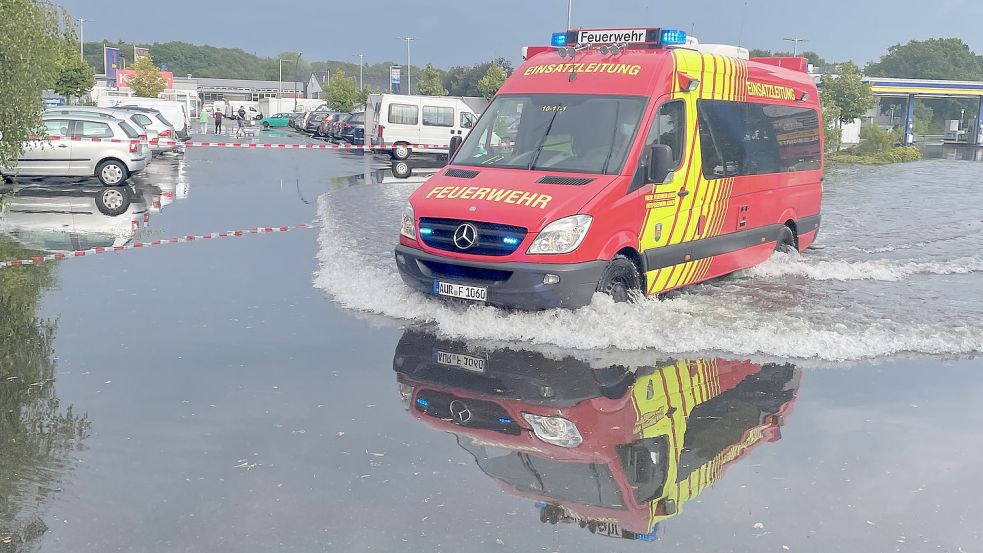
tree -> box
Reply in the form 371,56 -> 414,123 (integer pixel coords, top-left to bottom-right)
322,68 -> 361,112
0,0 -> 61,168
0,234 -> 89,551
53,23 -> 95,102
866,38 -> 983,80
127,53 -> 166,98
417,62 -> 447,96
820,62 -> 876,123
477,63 -> 507,100
443,63 -> 488,96
819,88 -> 843,152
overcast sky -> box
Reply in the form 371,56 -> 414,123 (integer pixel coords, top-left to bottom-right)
64,0 -> 983,68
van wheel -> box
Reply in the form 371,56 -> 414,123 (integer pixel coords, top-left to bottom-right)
775,225 -> 797,253
392,143 -> 411,160
596,255 -> 642,303
96,160 -> 128,186
3,175 -> 13,184
94,187 -> 131,216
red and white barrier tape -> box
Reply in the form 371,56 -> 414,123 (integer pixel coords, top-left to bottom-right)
43,135 -> 447,150
159,140 -> 447,150
0,223 -> 313,269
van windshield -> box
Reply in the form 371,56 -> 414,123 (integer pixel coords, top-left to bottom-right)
454,94 -> 646,175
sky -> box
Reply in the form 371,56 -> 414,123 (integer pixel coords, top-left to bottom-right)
62,0 -> 983,68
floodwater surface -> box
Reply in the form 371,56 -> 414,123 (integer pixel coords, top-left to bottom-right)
1,139 -> 982,552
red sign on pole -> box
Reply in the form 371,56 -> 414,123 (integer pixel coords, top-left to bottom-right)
117,69 -> 174,90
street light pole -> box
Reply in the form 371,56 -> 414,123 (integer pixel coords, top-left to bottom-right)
278,59 -> 290,103
398,37 -> 414,95
782,37 -> 807,57
294,52 -> 303,111
77,18 -> 90,60
358,54 -> 364,90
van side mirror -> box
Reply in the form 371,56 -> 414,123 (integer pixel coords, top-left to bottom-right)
647,144 -> 674,183
449,135 -> 463,159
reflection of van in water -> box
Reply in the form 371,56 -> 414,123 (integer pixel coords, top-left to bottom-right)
394,330 -> 801,540
370,94 -> 479,160
396,27 -> 823,309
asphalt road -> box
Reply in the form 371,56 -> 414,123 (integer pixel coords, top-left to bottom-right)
1,133 -> 981,552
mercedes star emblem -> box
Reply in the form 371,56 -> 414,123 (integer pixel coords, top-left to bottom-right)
452,223 -> 478,250
449,400 -> 473,424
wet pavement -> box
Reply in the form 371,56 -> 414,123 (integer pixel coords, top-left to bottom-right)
1,134 -> 982,552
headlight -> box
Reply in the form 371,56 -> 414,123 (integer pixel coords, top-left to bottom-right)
522,413 -> 583,448
527,215 -> 592,255
400,202 -> 416,240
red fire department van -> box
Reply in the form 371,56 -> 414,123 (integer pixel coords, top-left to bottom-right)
395,27 -> 823,309
394,330 -> 801,540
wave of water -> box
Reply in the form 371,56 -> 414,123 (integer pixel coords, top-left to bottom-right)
744,251 -> 983,281
314,191 -> 983,362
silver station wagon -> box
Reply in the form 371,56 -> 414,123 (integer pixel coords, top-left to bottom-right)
2,113 -> 150,186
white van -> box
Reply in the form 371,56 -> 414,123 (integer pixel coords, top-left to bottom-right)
111,98 -> 191,140
370,94 -> 478,159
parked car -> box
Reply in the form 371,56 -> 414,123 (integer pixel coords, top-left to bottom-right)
289,113 -> 305,129
259,112 -> 299,129
47,106 -> 178,154
114,106 -> 182,152
339,112 -> 365,143
1,114 -> 149,186
318,112 -> 348,139
369,94 -> 478,159
110,98 -> 191,140
303,112 -> 330,133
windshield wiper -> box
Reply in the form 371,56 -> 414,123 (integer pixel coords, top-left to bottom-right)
528,107 -> 562,170
600,102 -> 622,174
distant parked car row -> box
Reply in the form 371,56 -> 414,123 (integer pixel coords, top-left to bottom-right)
286,108 -> 365,144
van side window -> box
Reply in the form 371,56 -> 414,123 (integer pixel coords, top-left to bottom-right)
461,111 -> 476,129
422,106 -> 454,127
644,100 -> 686,168
698,100 -> 821,179
389,104 -> 419,125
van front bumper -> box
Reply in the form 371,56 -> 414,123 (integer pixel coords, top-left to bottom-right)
395,244 -> 606,310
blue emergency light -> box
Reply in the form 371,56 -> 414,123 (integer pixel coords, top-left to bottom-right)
659,29 -> 687,45
551,32 -> 568,47
502,236 -> 520,246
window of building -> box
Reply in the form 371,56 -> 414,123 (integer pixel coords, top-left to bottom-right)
388,103 -> 419,125
697,100 -> 821,179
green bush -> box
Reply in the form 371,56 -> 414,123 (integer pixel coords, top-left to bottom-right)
853,125 -> 900,154
828,146 -> 922,165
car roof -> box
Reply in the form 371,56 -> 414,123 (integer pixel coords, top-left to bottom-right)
43,113 -> 124,123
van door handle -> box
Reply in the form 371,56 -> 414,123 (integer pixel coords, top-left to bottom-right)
677,189 -> 689,198
57,144 -> 69,148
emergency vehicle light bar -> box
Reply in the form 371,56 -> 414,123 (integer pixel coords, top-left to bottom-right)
552,27 -> 688,48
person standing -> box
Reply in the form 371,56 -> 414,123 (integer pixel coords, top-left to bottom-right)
199,109 -> 209,134
238,106 -> 246,121
214,110 -> 223,134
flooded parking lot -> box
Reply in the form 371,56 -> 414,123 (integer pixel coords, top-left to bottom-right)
2,137 -> 982,552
